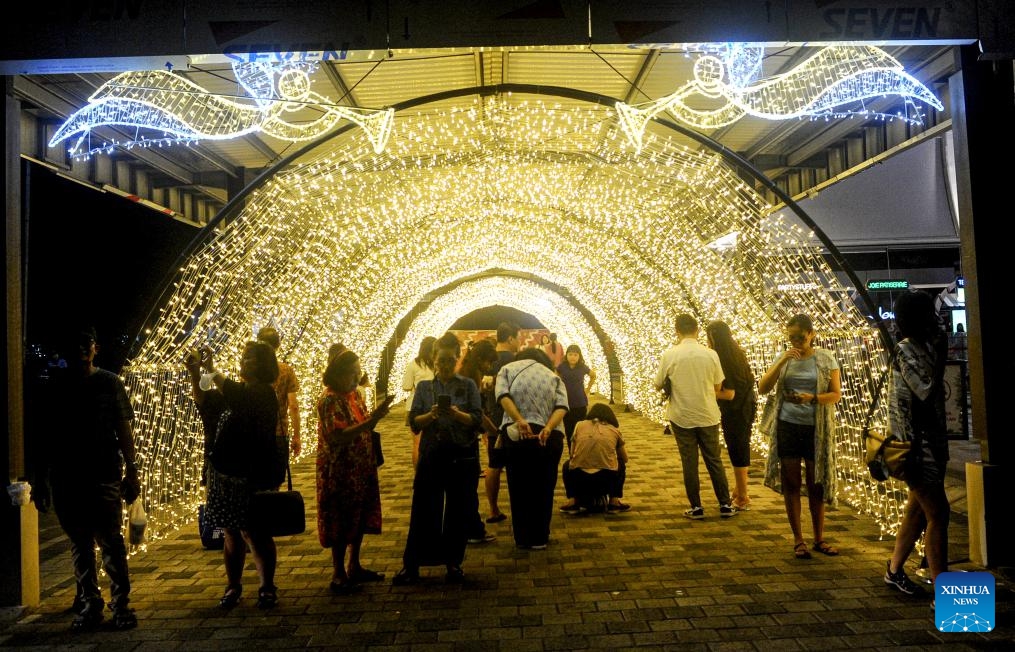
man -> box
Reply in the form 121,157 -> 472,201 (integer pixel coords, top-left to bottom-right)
34,326 -> 140,630
257,327 -> 302,465
654,314 -> 737,519
393,332 -> 483,585
483,321 -> 521,524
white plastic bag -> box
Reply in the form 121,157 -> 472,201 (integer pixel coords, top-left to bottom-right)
128,500 -> 148,546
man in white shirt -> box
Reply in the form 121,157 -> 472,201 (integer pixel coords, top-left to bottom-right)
654,314 -> 737,519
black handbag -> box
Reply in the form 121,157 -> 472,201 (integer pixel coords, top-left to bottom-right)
248,463 -> 305,537
198,503 -> 226,549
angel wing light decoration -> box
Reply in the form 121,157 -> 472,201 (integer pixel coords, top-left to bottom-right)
49,61 -> 395,157
616,44 -> 944,152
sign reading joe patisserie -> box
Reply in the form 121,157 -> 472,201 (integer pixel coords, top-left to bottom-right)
866,279 -> 909,291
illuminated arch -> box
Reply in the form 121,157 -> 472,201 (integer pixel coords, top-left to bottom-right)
122,84 -> 904,547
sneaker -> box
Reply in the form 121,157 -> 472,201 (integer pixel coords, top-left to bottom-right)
607,502 -> 631,512
112,606 -> 138,630
559,503 -> 583,514
719,504 -> 738,518
528,543 -> 547,550
683,506 -> 705,520
467,533 -> 496,544
884,561 -> 925,595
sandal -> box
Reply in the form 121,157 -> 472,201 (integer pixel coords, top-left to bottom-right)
812,541 -> 839,556
256,585 -> 278,609
219,585 -> 242,608
329,580 -> 363,595
794,542 -> 812,560
348,567 -> 385,583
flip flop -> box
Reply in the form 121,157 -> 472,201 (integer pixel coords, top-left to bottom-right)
812,541 -> 839,556
794,542 -> 812,559
485,513 -> 507,524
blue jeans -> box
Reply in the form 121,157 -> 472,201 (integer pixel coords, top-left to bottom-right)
671,423 -> 731,509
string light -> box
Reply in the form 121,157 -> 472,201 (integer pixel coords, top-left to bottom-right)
49,61 -> 395,158
119,92 -> 907,552
617,44 -> 943,151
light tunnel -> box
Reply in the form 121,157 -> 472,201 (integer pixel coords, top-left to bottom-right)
121,85 -> 908,548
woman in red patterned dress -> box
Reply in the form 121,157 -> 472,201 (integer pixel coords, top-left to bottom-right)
316,350 -> 393,594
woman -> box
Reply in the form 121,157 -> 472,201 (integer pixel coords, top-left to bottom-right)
543,332 -> 565,368
884,290 -> 949,598
559,403 -> 629,513
496,347 -> 569,550
402,336 -> 436,466
556,344 -> 597,451
392,332 -> 483,585
201,341 -> 282,609
455,338 -> 500,544
706,320 -> 758,511
316,350 -> 393,595
758,314 -> 842,560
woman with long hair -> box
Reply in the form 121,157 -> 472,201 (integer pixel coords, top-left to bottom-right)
758,314 -> 842,560
705,320 -> 758,510
556,344 -> 597,452
884,290 -> 949,600
316,349 -> 393,595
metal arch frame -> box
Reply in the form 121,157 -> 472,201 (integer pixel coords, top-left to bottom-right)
130,82 -> 892,359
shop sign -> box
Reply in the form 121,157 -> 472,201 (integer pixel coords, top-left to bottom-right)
866,279 -> 909,291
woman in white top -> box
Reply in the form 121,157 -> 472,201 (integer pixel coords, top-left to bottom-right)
402,336 -> 436,466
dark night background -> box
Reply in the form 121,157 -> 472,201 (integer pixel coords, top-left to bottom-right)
23,161 -> 197,375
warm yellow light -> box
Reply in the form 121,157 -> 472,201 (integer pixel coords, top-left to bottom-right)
121,94 -> 903,551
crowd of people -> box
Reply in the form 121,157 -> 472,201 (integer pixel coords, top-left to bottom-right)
35,292 -> 951,627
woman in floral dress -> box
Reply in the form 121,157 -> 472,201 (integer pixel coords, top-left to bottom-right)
316,350 -> 393,594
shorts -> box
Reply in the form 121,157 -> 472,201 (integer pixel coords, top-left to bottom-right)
776,419 -> 815,461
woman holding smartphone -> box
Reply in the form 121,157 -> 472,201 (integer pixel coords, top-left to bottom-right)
393,332 -> 483,586
758,314 -> 842,560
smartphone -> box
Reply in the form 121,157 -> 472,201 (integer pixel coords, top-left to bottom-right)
437,394 -> 451,410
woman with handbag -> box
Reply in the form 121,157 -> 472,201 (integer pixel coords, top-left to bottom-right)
884,290 -> 949,598
496,347 -> 569,550
317,350 -> 393,595
758,313 -> 842,560
200,341 -> 282,609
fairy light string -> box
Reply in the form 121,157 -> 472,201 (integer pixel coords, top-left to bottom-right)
120,94 -> 906,552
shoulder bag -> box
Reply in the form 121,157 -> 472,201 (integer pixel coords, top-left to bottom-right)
248,461 -> 306,537
863,347 -> 910,482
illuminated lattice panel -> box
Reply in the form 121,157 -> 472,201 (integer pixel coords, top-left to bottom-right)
121,96 -> 901,548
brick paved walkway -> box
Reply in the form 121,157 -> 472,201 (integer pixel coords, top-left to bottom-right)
2,398 -> 1012,650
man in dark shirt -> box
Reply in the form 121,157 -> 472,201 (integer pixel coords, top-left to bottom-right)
34,327 -> 140,631
483,321 -> 520,523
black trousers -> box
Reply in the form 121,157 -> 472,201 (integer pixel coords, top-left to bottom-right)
402,446 -> 476,569
53,480 -> 131,609
504,431 -> 564,547
562,461 -> 626,501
